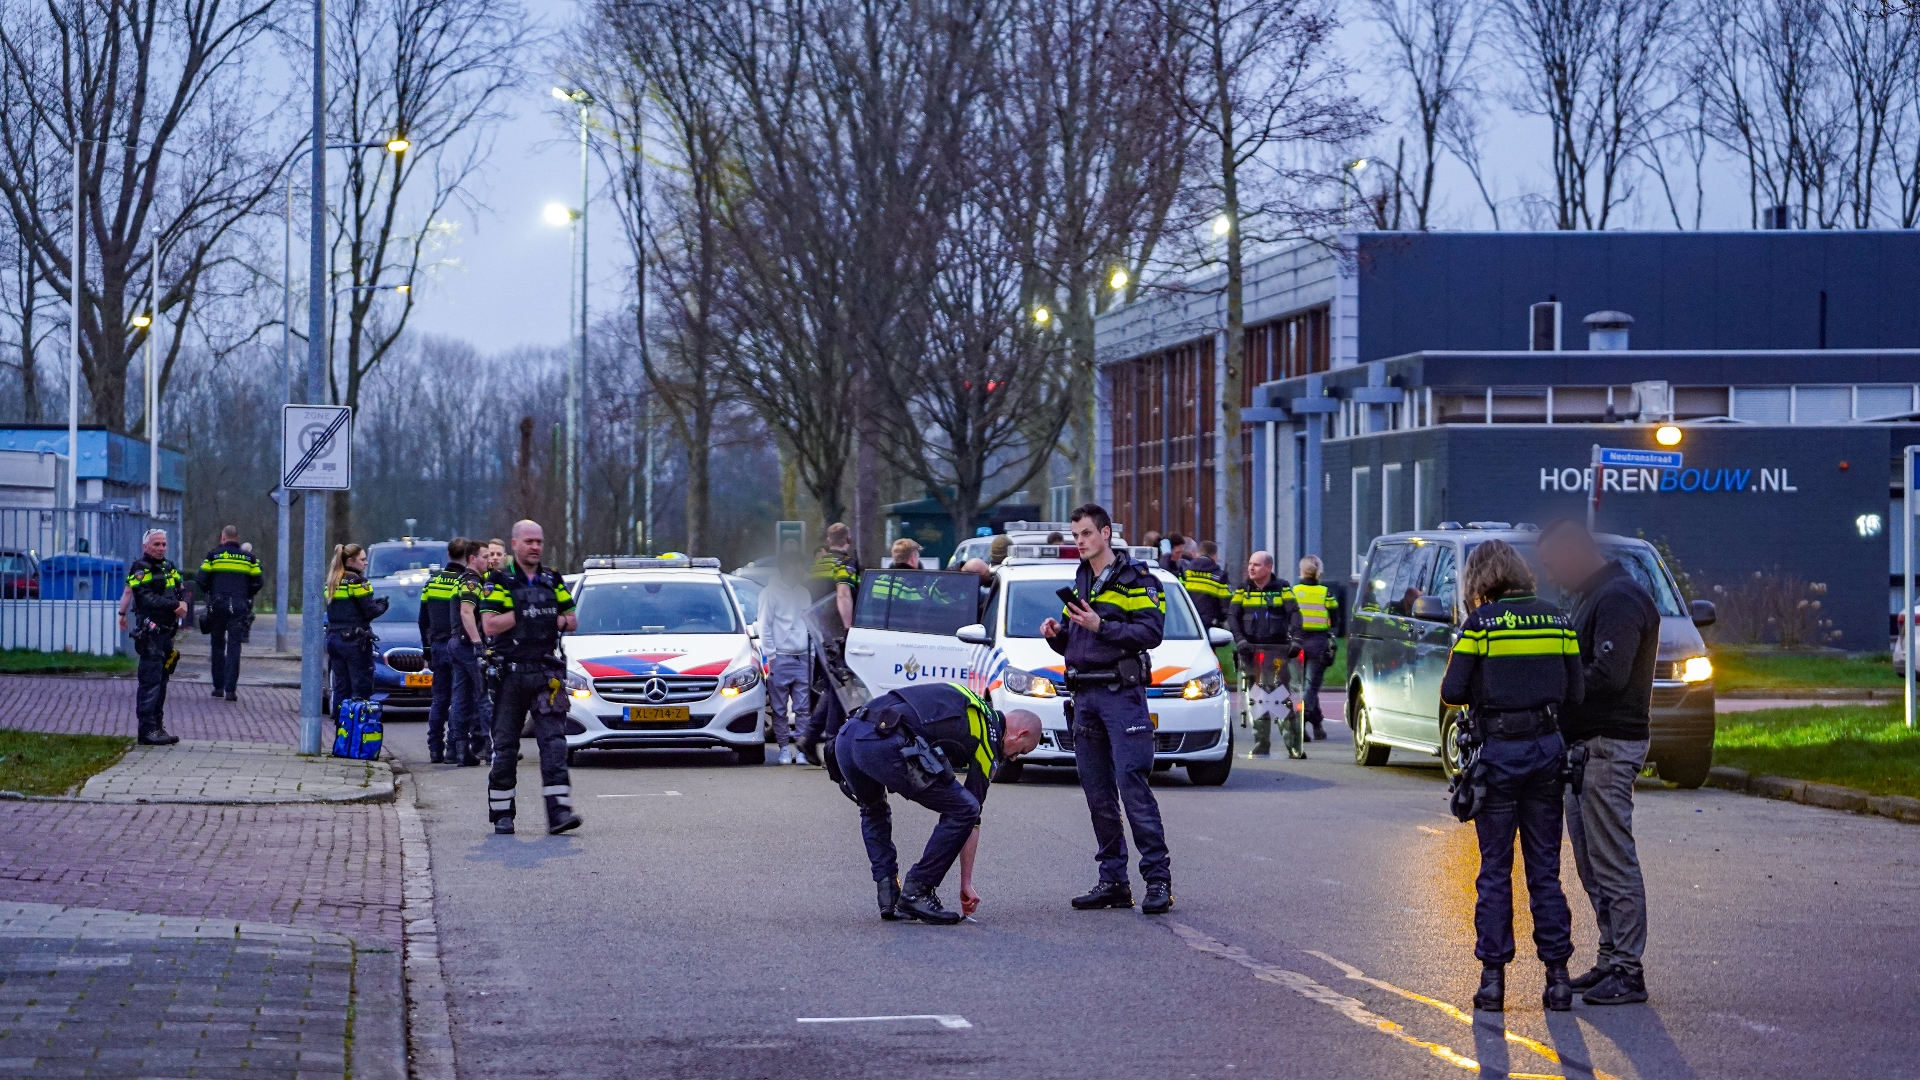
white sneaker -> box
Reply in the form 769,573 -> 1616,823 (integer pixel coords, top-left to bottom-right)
777,746 -> 792,764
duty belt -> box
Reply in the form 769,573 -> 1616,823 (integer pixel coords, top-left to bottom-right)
1480,707 -> 1557,741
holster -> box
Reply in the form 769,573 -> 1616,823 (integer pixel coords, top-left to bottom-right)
163,648 -> 180,676
897,734 -> 953,793
530,656 -> 570,719
1449,748 -> 1487,822
1563,741 -> 1590,795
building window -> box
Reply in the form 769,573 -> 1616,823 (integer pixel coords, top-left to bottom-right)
1730,387 -> 1789,423
1857,386 -> 1915,421
1382,462 -> 1404,534
1793,386 -> 1851,423
1351,466 -> 1374,573
1049,485 -> 1072,521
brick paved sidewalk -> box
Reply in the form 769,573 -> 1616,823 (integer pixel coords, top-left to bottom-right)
0,675 -> 298,745
0,902 -> 403,1079
68,741 -> 395,805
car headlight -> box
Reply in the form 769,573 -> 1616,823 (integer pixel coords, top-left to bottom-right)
1680,655 -> 1712,683
720,665 -> 761,697
1182,671 -> 1226,699
564,670 -> 594,699
1001,667 -> 1057,698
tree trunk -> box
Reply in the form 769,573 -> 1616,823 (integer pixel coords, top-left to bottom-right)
854,400 -> 882,564
685,409 -> 712,557
1218,110 -> 1246,573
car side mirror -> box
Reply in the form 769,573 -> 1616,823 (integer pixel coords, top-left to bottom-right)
956,623 -> 990,646
1690,599 -> 1716,627
1412,595 -> 1451,622
1207,626 -> 1234,647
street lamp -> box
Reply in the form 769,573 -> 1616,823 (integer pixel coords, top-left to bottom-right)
1211,214 -> 1232,237
552,86 -> 593,568
1341,158 -> 1369,222
1109,267 -> 1129,292
1031,305 -> 1050,326
1655,424 -> 1683,446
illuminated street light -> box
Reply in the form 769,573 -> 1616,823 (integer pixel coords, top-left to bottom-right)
386,138 -> 410,154
131,313 -> 152,328
1655,424 -> 1683,446
544,202 -> 577,227
1346,158 -> 1369,174
1212,214 -> 1231,237
1109,267 -> 1129,291
1032,306 -> 1050,325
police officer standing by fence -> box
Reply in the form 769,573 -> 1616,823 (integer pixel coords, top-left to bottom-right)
1230,551 -> 1293,757
477,520 -> 582,836
420,538 -> 475,764
118,529 -> 185,745
197,525 -> 261,702
1041,504 -> 1174,915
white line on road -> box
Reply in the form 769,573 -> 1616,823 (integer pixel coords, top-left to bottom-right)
796,1015 -> 973,1030
595,791 -> 683,798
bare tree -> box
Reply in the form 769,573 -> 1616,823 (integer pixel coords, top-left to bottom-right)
0,0 -> 283,434
1156,0 -> 1371,569
1365,0 -> 1480,229
323,0 -> 529,547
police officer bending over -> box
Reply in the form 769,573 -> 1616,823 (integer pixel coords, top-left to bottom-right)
477,519 -> 581,836
1440,539 -> 1583,1014
1041,503 -> 1174,915
834,682 -> 1041,923
118,529 -> 186,745
198,525 -> 261,701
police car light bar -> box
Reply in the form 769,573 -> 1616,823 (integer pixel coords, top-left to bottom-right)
1004,544 -> 1160,565
580,554 -> 722,569
1003,520 -> 1129,538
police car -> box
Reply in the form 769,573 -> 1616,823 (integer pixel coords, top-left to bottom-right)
840,544 -> 1236,785
557,555 -> 768,764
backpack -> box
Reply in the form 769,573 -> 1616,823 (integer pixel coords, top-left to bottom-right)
332,699 -> 385,760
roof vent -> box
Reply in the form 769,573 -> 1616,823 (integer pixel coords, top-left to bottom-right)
1583,310 -> 1633,351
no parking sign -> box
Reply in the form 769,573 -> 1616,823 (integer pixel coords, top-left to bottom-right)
282,404 -> 353,490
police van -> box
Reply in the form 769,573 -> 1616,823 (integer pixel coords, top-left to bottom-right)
556,555 -> 768,764
841,545 -> 1236,785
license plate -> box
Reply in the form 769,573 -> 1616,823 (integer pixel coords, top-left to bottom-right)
403,673 -> 432,688
1149,712 -> 1159,729
624,705 -> 690,724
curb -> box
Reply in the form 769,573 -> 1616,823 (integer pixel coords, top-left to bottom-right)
352,943 -> 408,1080
0,784 -> 396,805
394,767 -> 456,1080
1718,688 -> 1897,700
1706,766 -> 1920,824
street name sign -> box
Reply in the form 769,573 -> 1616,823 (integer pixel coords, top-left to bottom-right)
1596,447 -> 1682,469
283,405 -> 353,490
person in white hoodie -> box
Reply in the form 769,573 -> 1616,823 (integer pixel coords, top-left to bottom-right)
756,553 -> 816,764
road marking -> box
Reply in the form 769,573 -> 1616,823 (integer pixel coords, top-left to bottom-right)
797,1015 -> 972,1029
1305,950 -> 1622,1080
596,791 -> 682,798
1417,825 -> 1446,836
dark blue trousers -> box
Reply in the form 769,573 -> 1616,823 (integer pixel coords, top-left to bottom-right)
205,606 -> 245,694
835,717 -> 980,893
427,638 -> 457,755
1473,733 -> 1575,965
327,634 -> 374,702
1071,685 -> 1170,884
448,637 -> 488,758
134,631 -> 175,735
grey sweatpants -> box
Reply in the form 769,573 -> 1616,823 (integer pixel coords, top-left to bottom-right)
1565,736 -> 1650,978
765,653 -> 811,746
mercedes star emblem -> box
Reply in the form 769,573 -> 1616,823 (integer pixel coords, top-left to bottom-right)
639,677 -> 670,703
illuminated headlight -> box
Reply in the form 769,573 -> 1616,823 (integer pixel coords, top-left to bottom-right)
719,666 -> 761,697
564,670 -> 594,700
1002,667 -> 1057,698
1680,656 -> 1712,683
1182,671 -> 1226,699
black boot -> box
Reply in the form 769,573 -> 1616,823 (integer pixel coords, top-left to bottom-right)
1568,964 -> 1611,990
1472,964 -> 1505,1012
210,686 -> 224,697
1070,881 -> 1134,910
224,691 -> 237,702
545,792 -> 582,835
1141,880 -> 1173,915
1582,969 -> 1647,1005
1543,963 -> 1573,1011
877,877 -> 904,921
494,816 -> 515,835
137,721 -> 179,746
895,886 -> 961,925
429,748 -> 445,764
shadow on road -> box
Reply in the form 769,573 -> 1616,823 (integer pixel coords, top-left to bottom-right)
464,834 -> 588,869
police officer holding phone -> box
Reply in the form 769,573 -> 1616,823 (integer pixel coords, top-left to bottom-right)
1041,504 -> 1174,915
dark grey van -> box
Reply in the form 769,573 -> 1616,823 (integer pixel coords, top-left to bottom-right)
1345,523 -> 1717,788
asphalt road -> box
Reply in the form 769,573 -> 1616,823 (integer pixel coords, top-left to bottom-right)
394,718 -> 1920,1080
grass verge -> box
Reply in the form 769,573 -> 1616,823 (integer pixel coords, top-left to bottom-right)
1713,704 -> 1920,799
1707,646 -> 1898,692
0,728 -> 133,796
0,649 -> 136,676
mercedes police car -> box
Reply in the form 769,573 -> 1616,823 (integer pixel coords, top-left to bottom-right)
556,555 -> 768,764
840,541 -> 1236,785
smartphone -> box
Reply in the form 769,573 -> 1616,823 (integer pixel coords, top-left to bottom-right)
1056,585 -> 1085,611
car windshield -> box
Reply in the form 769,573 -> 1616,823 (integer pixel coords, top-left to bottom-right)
0,552 -> 32,575
1002,577 -> 1202,639
1466,541 -> 1685,617
726,576 -> 762,625
369,543 -> 447,578
372,584 -> 420,624
572,580 -> 740,635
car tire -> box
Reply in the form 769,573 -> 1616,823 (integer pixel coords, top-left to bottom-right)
566,747 -> 578,767
734,742 -> 767,765
1439,709 -> 1465,781
993,761 -> 1025,784
1657,747 -> 1712,789
1186,730 -> 1234,786
1351,691 -> 1390,767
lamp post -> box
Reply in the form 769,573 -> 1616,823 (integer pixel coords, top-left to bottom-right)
133,229 -> 158,519
552,87 -> 592,568
279,137 -> 406,653
1340,158 -> 1369,224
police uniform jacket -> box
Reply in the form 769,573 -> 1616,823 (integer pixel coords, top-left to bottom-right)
1043,553 -> 1165,671
325,572 -> 388,636
1284,579 -> 1343,638
1440,593 -> 1584,717
418,562 -> 467,645
1228,577 -> 1292,647
454,565 -> 490,644
475,562 -> 576,663
863,682 -> 1004,806
197,542 -> 262,606
1178,555 -> 1232,628
808,548 -> 860,604
127,556 -> 185,632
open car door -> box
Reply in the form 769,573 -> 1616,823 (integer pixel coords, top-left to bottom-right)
842,569 -> 984,698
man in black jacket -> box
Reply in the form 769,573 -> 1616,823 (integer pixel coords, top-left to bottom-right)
1042,504 -> 1174,914
1539,519 -> 1660,1006
197,525 -> 262,701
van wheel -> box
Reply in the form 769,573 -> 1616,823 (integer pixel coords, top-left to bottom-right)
1657,748 -> 1712,789
1439,711 -> 1465,781
993,761 -> 1024,784
1351,692 -> 1390,767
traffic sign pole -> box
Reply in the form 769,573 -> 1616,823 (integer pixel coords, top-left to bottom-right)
284,404 -> 353,754
1906,445 -> 1916,731
1587,443 -> 1599,531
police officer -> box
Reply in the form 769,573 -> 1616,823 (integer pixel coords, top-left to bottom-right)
476,519 -> 581,836
451,540 -> 495,767
834,682 -> 1041,923
419,538 -> 475,764
117,529 -> 185,745
1178,540 -> 1232,629
797,522 -> 861,763
1229,550 -> 1294,757
1439,539 -> 1582,1014
197,525 -> 261,702
1284,554 -> 1343,743
325,544 -> 388,704
1040,504 -> 1174,915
